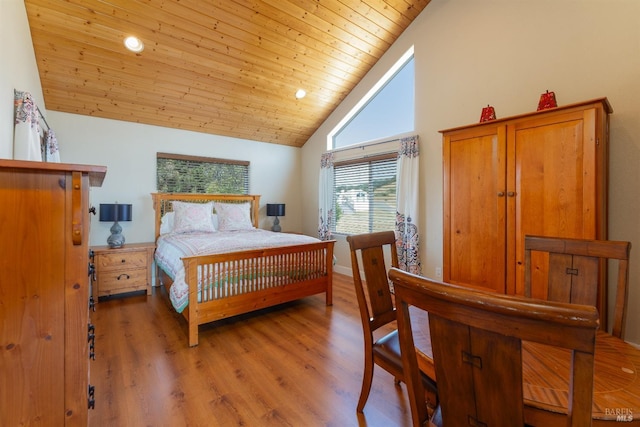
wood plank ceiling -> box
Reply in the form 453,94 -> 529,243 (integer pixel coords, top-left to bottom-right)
24,0 -> 430,148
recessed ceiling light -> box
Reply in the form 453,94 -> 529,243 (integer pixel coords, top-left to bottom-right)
124,36 -> 144,53
295,89 -> 306,99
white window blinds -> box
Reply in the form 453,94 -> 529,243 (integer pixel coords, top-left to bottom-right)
333,153 -> 397,234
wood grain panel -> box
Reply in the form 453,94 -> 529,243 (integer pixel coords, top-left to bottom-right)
24,0 -> 432,146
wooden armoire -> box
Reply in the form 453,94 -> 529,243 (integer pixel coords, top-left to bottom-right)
441,98 -> 611,325
0,160 -> 106,426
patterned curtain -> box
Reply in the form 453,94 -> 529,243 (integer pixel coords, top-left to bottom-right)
396,135 -> 421,274
13,90 -> 43,161
318,152 -> 335,241
44,129 -> 61,162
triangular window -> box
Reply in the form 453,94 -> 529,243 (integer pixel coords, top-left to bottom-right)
328,47 -> 414,150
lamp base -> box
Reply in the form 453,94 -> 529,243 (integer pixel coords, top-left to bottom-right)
107,221 -> 125,248
271,217 -> 281,232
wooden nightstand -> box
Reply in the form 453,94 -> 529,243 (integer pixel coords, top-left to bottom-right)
91,242 -> 155,300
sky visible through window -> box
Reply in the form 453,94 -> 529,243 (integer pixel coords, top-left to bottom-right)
333,57 -> 414,149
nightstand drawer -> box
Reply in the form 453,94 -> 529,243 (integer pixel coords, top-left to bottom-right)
97,251 -> 148,270
97,268 -> 147,296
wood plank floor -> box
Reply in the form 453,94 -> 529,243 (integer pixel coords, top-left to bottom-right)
88,273 -> 414,426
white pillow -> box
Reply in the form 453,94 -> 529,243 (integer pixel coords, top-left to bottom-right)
172,201 -> 216,233
160,211 -> 218,235
159,212 -> 175,235
214,202 -> 254,231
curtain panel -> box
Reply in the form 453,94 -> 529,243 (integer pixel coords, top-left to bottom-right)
318,152 -> 335,241
396,135 -> 421,275
44,129 -> 60,162
13,90 -> 42,161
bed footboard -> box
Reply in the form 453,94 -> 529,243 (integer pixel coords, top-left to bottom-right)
183,240 -> 335,346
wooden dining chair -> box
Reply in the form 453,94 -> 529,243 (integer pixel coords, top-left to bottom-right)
524,235 -> 631,338
389,267 -> 599,427
347,231 -> 437,413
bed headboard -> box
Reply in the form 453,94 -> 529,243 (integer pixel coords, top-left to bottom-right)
151,193 -> 261,242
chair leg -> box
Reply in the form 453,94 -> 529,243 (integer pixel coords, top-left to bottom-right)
357,357 -> 374,412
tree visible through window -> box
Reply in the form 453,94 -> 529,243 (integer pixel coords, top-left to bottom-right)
157,152 -> 249,194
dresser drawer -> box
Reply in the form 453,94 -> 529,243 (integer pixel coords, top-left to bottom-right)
97,250 -> 148,271
97,268 -> 148,296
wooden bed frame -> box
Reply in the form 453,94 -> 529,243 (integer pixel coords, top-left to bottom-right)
151,193 -> 335,347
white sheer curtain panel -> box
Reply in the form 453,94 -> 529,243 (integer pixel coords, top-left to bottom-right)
13,90 -> 43,161
318,152 -> 335,241
395,135 -> 421,274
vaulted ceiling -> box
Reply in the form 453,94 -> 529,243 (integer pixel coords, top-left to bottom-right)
24,0 -> 430,148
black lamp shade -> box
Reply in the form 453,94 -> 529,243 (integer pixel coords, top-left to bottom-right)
266,203 -> 285,217
99,203 -> 132,222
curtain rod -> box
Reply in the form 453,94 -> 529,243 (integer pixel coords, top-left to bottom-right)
36,106 -> 50,130
329,137 -> 400,154
328,131 -> 416,154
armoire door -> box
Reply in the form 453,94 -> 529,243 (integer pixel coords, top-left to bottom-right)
443,124 -> 507,293
510,107 -> 601,297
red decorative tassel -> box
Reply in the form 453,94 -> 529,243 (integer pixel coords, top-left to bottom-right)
537,90 -> 557,111
480,105 -> 496,122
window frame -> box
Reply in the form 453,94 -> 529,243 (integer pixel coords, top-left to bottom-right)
327,46 -> 414,150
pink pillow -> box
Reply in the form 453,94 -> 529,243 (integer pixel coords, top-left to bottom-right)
214,202 -> 254,231
172,201 -> 216,233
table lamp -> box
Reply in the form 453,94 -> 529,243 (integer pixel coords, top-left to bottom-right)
266,203 -> 285,232
100,202 -> 132,248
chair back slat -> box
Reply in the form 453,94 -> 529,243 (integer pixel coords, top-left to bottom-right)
567,255 -> 599,306
360,245 -> 395,325
348,231 -> 398,331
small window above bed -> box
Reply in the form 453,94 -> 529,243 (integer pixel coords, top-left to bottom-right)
157,153 -> 249,194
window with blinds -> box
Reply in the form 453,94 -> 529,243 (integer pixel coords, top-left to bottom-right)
333,153 -> 397,234
157,153 -> 249,194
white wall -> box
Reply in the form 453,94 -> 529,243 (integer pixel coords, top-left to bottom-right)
0,0 -> 46,158
54,112 -> 302,246
302,0 -> 640,345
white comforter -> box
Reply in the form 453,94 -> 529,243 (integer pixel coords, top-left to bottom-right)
155,229 -> 321,313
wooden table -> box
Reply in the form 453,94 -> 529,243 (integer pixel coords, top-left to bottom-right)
410,308 -> 640,425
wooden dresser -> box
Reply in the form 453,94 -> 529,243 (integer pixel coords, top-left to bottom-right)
0,160 -> 106,426
441,98 -> 611,326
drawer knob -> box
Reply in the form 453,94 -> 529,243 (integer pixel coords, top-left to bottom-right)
117,274 -> 130,280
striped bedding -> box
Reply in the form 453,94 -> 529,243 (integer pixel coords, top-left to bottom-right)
154,229 -> 322,313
